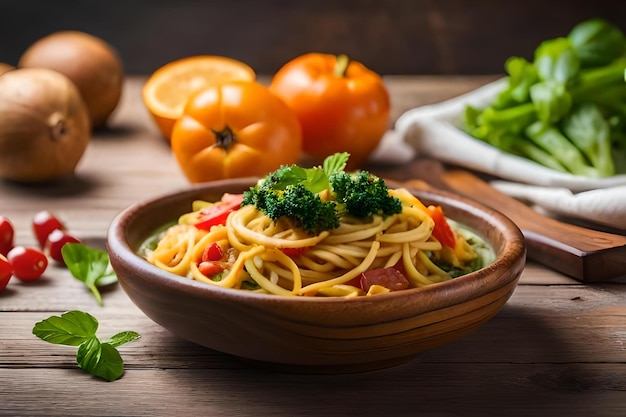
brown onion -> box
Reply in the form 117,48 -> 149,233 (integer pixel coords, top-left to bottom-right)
0,63 -> 14,76
0,68 -> 91,183
19,31 -> 124,128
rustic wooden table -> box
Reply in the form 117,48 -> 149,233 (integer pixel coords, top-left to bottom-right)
1,76 -> 624,416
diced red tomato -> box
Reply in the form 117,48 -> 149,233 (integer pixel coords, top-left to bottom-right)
359,267 -> 409,292
221,193 -> 245,205
201,242 -> 223,262
280,246 -> 310,257
392,260 -> 408,278
427,205 -> 456,248
343,276 -> 361,288
194,193 -> 244,230
198,261 -> 224,277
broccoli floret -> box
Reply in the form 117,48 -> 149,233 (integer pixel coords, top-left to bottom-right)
241,154 -> 401,234
242,183 -> 339,234
330,171 -> 402,218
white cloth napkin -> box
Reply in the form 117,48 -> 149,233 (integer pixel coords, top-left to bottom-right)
491,181 -> 626,229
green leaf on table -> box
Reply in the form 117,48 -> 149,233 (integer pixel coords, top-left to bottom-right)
33,310 -> 140,382
76,338 -> 125,382
62,243 -> 117,306
105,330 -> 142,348
32,310 -> 98,346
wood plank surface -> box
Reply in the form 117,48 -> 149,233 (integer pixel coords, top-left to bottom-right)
1,76 -> 625,416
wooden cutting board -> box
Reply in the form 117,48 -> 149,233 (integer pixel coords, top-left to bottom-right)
399,159 -> 626,283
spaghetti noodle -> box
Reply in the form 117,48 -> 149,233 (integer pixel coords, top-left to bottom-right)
144,186 -> 485,297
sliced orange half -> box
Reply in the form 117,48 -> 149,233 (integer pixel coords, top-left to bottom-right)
142,55 -> 256,139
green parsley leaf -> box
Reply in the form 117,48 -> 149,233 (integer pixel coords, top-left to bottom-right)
33,310 -> 140,382
258,153 -> 351,195
322,152 -> 349,177
302,167 -> 330,193
62,243 -> 117,306
298,152 -> 351,194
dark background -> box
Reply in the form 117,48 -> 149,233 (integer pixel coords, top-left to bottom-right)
0,0 -> 625,75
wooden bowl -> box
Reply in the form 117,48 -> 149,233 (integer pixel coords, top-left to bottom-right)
107,178 -> 526,373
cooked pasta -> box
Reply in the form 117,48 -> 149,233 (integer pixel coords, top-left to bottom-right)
144,186 -> 485,297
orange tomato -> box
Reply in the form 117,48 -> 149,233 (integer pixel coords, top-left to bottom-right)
269,53 -> 390,169
171,81 -> 302,183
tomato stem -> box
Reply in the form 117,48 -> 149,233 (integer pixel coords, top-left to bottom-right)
213,126 -> 236,149
334,54 -> 350,77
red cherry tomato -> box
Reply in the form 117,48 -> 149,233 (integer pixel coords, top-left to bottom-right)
7,246 -> 48,281
46,229 -> 81,264
0,216 -> 15,256
32,211 -> 64,249
0,254 -> 12,291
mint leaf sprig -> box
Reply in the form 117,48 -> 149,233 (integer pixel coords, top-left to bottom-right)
33,310 -> 140,381
259,151 -> 350,193
62,243 -> 117,306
